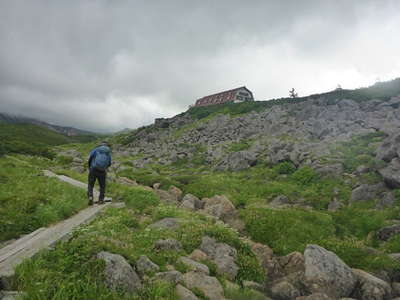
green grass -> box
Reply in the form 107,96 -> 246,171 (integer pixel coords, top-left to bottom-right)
0,156 -> 87,242
242,207 -> 336,255
0,123 -> 98,158
15,203 -> 264,298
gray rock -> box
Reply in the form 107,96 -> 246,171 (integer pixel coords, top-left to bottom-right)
97,251 -> 142,293
356,165 -> 370,174
182,271 -> 224,300
377,224 -> 400,241
203,195 -> 236,221
270,280 -> 301,300
216,150 -> 257,171
154,239 -> 182,252
269,195 -> 290,207
168,186 -> 183,201
177,256 -> 210,274
379,158 -> 400,189
200,236 -> 238,280
352,269 -> 392,300
180,194 -> 204,211
392,282 -> 400,297
154,271 -> 183,284
148,218 -> 181,230
176,284 -> 199,300
136,255 -> 159,275
304,244 -> 356,298
278,251 -> 305,275
155,189 -> 180,204
189,249 -> 209,261
376,192 -> 396,209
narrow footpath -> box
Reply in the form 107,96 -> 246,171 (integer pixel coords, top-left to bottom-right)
0,170 -> 122,291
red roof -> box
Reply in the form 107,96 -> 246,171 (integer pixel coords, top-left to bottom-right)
195,86 -> 253,106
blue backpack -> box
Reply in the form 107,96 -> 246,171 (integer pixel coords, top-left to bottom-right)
92,146 -> 111,171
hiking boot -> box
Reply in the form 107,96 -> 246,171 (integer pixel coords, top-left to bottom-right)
88,196 -> 94,206
98,199 -> 105,205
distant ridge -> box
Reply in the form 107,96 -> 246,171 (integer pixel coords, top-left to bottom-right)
0,113 -> 94,136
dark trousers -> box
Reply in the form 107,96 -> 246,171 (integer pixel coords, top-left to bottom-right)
88,168 -> 106,201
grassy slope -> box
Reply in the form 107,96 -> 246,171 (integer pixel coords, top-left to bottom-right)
0,155 -> 88,242
0,123 -> 98,158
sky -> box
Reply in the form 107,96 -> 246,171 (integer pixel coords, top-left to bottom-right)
0,1 -> 399,132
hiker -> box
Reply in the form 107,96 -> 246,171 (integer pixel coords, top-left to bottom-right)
87,141 -> 112,205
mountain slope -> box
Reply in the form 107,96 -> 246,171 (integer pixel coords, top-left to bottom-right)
0,123 -> 97,158
0,112 -> 95,136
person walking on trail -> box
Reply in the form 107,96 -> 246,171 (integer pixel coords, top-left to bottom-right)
87,141 -> 112,205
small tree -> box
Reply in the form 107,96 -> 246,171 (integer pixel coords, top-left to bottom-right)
289,88 -> 298,98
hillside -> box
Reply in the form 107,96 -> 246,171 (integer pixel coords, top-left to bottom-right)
0,123 -> 99,158
1,79 -> 400,299
0,112 -> 95,136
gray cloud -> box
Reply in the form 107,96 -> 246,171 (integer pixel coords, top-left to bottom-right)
0,0 -> 399,132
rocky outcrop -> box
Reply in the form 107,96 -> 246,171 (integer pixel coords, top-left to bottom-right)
180,194 -> 204,211
303,244 -> 357,298
96,251 -> 142,293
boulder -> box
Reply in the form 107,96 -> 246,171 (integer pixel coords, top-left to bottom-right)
377,224 -> 400,241
180,194 -> 204,211
168,186 -> 183,201
278,251 -> 305,275
189,249 -> 209,261
352,269 -> 392,300
392,282 -> 400,297
136,255 -> 159,276
350,184 -> 386,204
376,192 -> 396,209
182,271 -> 225,300
379,158 -> 400,189
154,239 -> 182,252
270,280 -> 301,300
203,195 -> 236,221
176,284 -> 199,300
148,218 -> 181,230
304,244 -> 356,298
200,236 -> 238,280
177,256 -> 210,274
153,271 -> 182,284
97,251 -> 142,293
155,189 -> 180,204
251,242 -> 284,280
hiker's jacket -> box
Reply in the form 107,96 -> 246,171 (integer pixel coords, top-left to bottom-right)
88,145 -> 112,170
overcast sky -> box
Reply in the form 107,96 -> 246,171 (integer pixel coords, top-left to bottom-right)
0,1 -> 399,132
